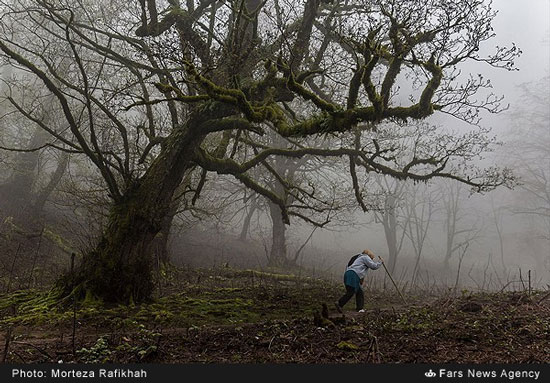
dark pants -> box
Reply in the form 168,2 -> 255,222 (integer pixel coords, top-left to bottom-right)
338,284 -> 364,311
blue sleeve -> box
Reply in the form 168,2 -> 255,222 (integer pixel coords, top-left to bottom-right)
362,256 -> 382,270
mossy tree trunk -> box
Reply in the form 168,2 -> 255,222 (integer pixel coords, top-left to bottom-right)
78,195 -> 159,302
72,124 -> 206,303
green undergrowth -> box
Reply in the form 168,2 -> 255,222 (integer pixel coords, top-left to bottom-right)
0,288 -> 67,326
0,267 -> 343,331
2,269 -> 549,363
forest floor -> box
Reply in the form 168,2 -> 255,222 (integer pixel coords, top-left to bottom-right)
0,265 -> 549,363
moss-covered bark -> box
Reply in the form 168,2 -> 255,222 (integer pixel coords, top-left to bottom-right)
65,119 -> 208,303
74,191 -> 158,302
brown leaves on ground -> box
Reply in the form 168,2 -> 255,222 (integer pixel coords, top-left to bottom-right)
151,291 -> 549,363
1,268 -> 549,364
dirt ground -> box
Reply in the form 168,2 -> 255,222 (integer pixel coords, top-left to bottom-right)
1,266 -> 549,363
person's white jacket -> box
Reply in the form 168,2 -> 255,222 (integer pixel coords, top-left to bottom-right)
346,255 -> 382,279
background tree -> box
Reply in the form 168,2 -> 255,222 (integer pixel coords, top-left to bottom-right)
497,74 -> 550,278
404,183 -> 439,287
0,72 -> 69,228
440,180 -> 482,270
508,76 -> 550,240
373,176 -> 408,274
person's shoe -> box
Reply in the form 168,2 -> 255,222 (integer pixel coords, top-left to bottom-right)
334,301 -> 343,314
358,309 -> 366,313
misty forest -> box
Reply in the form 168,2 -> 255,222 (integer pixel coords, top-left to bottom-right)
0,0 -> 548,364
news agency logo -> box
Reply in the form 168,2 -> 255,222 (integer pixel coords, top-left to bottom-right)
425,369 -> 436,378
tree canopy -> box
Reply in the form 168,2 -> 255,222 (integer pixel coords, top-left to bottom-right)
0,0 -> 520,302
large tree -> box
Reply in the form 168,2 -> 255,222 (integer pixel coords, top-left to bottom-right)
0,0 -> 518,302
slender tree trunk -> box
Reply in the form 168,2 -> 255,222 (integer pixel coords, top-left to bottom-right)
33,153 -> 69,214
239,194 -> 257,241
268,201 -> 289,268
383,195 -> 399,273
443,244 -> 452,270
265,153 -> 301,269
443,184 -> 458,270
384,220 -> 399,274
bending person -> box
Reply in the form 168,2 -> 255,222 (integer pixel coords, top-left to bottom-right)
335,249 -> 383,313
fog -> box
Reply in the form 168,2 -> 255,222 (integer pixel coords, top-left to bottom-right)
0,0 -> 548,298
287,0 -> 550,288
175,0 -> 550,290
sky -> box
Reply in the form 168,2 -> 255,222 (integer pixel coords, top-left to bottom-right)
487,0 -> 549,97
310,0 -> 550,258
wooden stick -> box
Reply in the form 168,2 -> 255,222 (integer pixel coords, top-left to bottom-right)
379,256 -> 407,304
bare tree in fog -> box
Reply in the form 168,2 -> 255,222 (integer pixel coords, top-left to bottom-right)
496,74 -> 550,278
0,73 -> 70,228
228,140 -> 351,269
238,191 -> 258,242
373,176 -> 407,273
405,183 -> 439,286
0,0 -> 519,302
371,121 -> 495,275
240,134 -> 351,269
441,181 -> 482,270
508,76 -> 550,241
